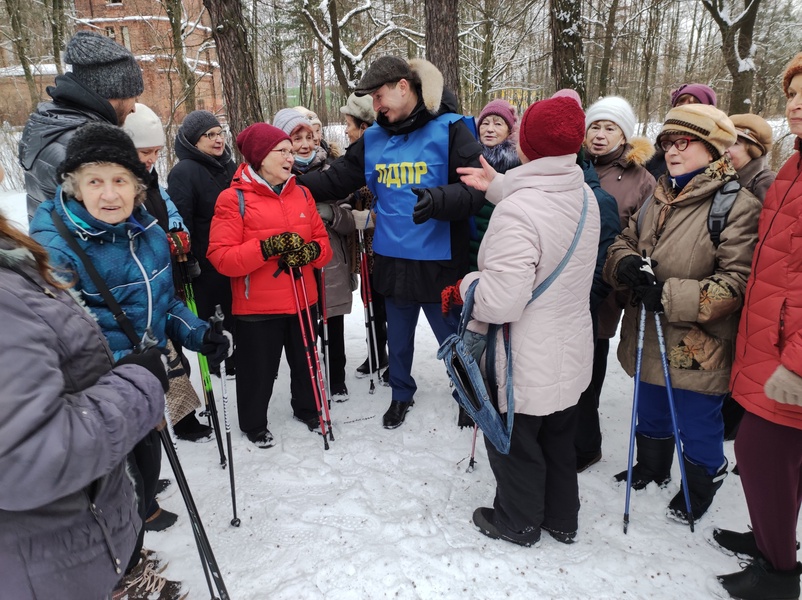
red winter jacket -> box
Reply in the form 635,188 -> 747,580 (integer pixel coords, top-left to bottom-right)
731,139 -> 802,429
207,164 -> 332,315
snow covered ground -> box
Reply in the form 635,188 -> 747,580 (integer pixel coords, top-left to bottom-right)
0,189 -> 789,600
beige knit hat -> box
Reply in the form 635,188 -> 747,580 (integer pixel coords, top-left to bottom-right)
783,52 -> 802,97
657,104 -> 736,159
729,113 -> 773,159
122,103 -> 166,148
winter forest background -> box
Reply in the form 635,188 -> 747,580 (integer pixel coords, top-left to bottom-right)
1,0 -> 802,191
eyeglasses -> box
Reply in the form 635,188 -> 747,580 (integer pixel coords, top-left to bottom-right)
201,130 -> 226,141
270,148 -> 294,158
660,137 -> 700,152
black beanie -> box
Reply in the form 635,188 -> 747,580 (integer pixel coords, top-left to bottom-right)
57,122 -> 149,183
179,110 -> 223,145
64,31 -> 144,100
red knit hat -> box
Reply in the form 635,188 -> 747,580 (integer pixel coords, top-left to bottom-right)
236,123 -> 290,168
518,97 -> 586,162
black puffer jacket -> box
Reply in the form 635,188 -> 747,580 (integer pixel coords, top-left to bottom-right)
167,132 -> 236,273
299,88 -> 485,303
19,73 -> 120,221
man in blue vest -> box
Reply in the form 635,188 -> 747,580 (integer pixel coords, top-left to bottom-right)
299,56 -> 485,429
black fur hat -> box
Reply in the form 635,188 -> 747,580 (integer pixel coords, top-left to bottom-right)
57,122 -> 149,183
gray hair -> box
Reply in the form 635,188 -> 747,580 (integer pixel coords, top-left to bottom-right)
61,162 -> 147,207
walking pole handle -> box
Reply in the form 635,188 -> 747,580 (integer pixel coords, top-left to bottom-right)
212,305 -> 225,334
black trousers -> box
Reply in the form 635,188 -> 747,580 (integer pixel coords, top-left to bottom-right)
574,338 -> 609,460
325,315 -> 346,388
235,313 -> 317,435
125,429 -> 161,573
193,268 -> 236,371
361,273 -> 387,365
486,406 -> 580,535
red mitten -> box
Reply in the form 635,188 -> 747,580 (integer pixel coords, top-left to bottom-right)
168,230 -> 191,256
441,279 -> 464,316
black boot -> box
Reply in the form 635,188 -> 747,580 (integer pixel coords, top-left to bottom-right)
614,434 -> 674,490
718,558 -> 802,600
667,457 -> 727,523
382,399 -> 414,429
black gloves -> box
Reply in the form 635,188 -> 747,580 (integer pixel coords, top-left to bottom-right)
261,232 -> 305,260
615,254 -> 653,289
115,347 -> 169,392
200,325 -> 233,371
279,241 -> 321,268
411,188 -> 434,224
634,281 -> 665,313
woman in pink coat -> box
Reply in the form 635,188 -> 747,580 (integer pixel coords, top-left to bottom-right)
457,96 -> 600,546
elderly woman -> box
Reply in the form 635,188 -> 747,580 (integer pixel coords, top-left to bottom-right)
712,52 -> 802,600
604,104 -> 762,523
274,108 -> 356,401
207,123 -> 332,447
726,113 -> 776,202
29,122 -> 230,598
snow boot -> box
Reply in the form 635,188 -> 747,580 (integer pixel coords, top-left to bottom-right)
382,399 -> 413,429
246,428 -> 275,449
355,356 -> 388,378
380,366 -> 390,386
112,556 -> 186,600
717,558 -> 802,600
144,506 -> 178,532
330,382 -> 349,403
172,413 -> 214,443
614,434 -> 674,490
711,528 -> 800,560
668,458 -> 728,523
293,413 -> 321,432
472,507 -> 541,547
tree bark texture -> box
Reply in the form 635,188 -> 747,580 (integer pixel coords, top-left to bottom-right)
5,0 -> 40,109
550,0 -> 585,103
425,0 -> 461,109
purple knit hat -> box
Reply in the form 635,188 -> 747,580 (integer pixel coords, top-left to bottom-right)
670,83 -> 717,107
477,99 -> 517,132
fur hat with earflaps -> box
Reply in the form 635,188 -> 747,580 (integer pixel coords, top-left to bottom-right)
57,122 -> 149,184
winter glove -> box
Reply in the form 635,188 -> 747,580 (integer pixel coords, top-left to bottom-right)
411,188 -> 435,224
615,254 -> 653,289
633,281 -> 665,313
261,232 -> 305,260
279,241 -> 321,268
200,325 -> 234,371
317,203 -> 334,224
352,209 -> 374,230
765,365 -> 802,406
167,229 -> 190,256
185,255 -> 201,279
115,347 -> 169,393
441,279 -> 464,316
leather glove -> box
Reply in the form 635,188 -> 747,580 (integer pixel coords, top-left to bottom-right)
115,347 -> 169,393
261,232 -> 305,260
200,325 -> 233,371
616,254 -> 653,289
279,241 -> 321,268
441,279 -> 464,316
411,188 -> 435,224
765,365 -> 802,406
634,281 -> 665,313
167,229 -> 190,256
352,209 -> 374,230
317,203 -> 334,224
185,255 -> 201,279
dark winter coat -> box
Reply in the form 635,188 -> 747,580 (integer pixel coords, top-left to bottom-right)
736,155 -> 776,203
731,139 -> 802,429
0,240 -> 165,600
167,132 -> 237,275
298,83 -> 485,303
19,73 -> 121,221
469,139 -> 521,271
29,192 -> 208,358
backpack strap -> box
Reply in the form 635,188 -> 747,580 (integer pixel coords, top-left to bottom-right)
237,189 -> 246,218
708,180 -> 740,248
636,194 -> 654,237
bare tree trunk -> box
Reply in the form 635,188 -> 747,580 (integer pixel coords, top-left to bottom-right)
597,0 -> 619,98
5,0 -> 40,109
201,0 -> 263,135
425,0 -> 461,109
478,13 -> 494,109
550,0 -> 585,102
44,0 -> 65,75
164,0 -> 197,113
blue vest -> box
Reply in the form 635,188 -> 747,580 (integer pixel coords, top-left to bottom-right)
364,113 -> 468,261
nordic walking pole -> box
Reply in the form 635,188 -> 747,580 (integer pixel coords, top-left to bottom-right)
213,305 -> 240,527
319,267 -> 331,404
296,269 -> 334,441
357,229 -> 381,394
623,303 -> 647,534
177,256 -> 227,468
654,312 -> 694,533
287,267 -> 330,449
467,424 -> 479,473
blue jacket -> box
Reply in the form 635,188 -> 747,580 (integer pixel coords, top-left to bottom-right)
30,190 -> 208,357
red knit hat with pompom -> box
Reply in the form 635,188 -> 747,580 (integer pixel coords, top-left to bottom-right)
236,123 -> 290,169
518,97 -> 586,162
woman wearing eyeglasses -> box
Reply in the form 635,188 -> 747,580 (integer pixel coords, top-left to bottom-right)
603,104 -> 762,523
167,111 -> 237,397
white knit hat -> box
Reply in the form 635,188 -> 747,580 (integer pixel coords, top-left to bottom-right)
122,103 -> 166,148
585,96 -> 637,142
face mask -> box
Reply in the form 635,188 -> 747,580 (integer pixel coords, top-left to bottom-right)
294,150 -> 317,166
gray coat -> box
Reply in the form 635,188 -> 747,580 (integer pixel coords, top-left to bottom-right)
0,241 -> 165,600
